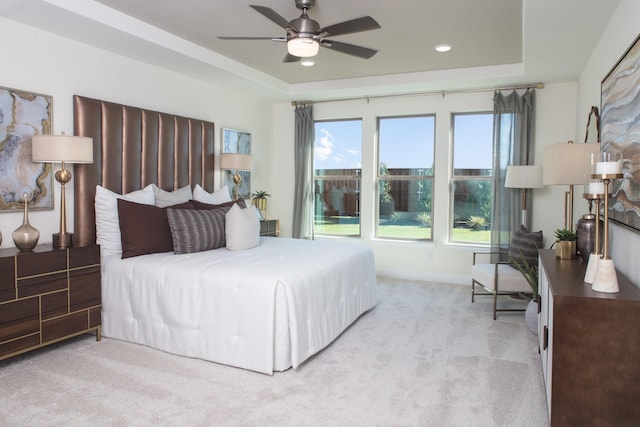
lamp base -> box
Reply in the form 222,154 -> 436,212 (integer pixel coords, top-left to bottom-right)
591,258 -> 619,293
53,232 -> 73,249
583,252 -> 600,284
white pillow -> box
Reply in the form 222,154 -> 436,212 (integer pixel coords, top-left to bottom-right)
225,204 -> 260,251
193,184 -> 232,204
95,184 -> 155,256
152,184 -> 193,208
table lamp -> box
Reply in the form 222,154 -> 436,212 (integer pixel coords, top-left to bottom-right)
31,132 -> 93,248
505,165 -> 543,229
220,153 -> 253,200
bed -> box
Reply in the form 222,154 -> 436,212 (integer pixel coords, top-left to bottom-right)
72,95 -> 377,374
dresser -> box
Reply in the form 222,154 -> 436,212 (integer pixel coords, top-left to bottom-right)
538,249 -> 640,426
0,244 -> 101,360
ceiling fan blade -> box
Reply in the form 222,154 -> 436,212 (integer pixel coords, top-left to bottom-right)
321,40 -> 378,59
250,5 -> 290,29
283,54 -> 301,63
218,36 -> 286,41
320,16 -> 380,37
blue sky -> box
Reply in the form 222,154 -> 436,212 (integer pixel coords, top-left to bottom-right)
314,113 -> 493,170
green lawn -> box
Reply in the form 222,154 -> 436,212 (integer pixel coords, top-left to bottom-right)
314,219 -> 490,243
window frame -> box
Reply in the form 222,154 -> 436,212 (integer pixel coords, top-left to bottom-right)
313,118 -> 363,237
449,111 -> 494,245
375,114 -> 436,241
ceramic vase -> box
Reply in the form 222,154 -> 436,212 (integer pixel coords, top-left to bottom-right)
576,214 -> 603,263
13,197 -> 39,251
525,299 -> 538,335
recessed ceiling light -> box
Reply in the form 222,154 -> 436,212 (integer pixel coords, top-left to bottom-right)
301,60 -> 315,67
434,44 -> 452,53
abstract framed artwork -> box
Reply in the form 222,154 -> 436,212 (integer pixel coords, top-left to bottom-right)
222,128 -> 251,199
600,34 -> 640,232
0,86 -> 54,211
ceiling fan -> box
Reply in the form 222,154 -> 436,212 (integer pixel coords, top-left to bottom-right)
218,0 -> 381,62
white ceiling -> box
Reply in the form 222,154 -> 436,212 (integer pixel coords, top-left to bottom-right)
0,0 -> 621,101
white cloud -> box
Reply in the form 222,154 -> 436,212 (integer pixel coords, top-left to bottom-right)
315,128 -> 334,161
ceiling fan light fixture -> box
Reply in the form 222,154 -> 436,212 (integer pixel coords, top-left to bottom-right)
287,37 -> 319,57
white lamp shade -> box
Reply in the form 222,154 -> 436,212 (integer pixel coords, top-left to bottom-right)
543,142 -> 600,185
505,165 -> 543,189
32,134 -> 93,164
220,153 -> 253,171
287,37 -> 319,57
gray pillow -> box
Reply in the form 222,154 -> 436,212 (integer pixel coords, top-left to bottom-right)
508,225 -> 543,267
166,208 -> 227,254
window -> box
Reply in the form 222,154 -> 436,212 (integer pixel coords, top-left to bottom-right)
377,115 -> 435,240
313,119 -> 362,236
451,112 -> 493,244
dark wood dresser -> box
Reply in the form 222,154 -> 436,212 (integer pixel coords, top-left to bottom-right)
0,244 -> 101,360
538,249 -> 640,426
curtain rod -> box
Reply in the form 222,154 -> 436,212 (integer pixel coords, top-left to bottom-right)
291,82 -> 544,106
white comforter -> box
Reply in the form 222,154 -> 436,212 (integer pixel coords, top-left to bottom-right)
101,237 -> 377,374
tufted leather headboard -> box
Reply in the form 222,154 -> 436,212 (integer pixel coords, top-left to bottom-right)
73,95 -> 215,247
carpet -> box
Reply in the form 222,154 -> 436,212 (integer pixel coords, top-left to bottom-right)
0,278 -> 549,426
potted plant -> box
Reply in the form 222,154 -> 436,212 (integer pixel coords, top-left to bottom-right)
554,228 -> 577,260
509,252 -> 539,333
250,190 -> 271,219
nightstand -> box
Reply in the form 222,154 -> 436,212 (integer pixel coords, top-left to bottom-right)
260,219 -> 280,237
0,244 -> 101,360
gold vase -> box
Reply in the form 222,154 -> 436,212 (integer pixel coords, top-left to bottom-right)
13,198 -> 40,251
253,198 -> 267,219
555,240 -> 576,260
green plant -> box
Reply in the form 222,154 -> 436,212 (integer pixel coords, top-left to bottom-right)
554,228 -> 577,241
509,251 -> 539,302
467,216 -> 487,230
416,212 -> 432,227
250,190 -> 271,199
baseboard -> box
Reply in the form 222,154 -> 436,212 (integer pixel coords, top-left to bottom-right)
376,268 -> 470,286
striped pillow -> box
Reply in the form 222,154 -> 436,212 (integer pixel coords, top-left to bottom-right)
166,208 -> 227,254
508,225 -> 543,268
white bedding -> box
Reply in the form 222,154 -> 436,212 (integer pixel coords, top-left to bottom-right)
101,237 -> 377,374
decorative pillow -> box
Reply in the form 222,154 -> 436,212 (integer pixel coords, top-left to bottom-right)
117,199 -> 174,258
95,184 -> 155,256
193,184 -> 232,204
190,199 -> 246,210
166,208 -> 228,254
152,184 -> 193,208
225,204 -> 260,251
508,225 -> 544,268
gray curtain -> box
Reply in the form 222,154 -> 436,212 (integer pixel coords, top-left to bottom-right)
292,103 -> 314,239
491,89 -> 536,251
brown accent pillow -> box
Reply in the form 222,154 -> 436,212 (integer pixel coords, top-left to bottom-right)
117,199 -> 194,259
190,199 -> 246,210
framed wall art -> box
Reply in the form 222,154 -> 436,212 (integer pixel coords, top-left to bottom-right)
222,128 -> 251,199
600,34 -> 640,232
0,86 -> 54,211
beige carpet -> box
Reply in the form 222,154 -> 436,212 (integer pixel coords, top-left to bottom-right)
0,278 -> 548,427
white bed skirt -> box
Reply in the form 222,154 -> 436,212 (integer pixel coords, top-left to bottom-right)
101,237 -> 377,374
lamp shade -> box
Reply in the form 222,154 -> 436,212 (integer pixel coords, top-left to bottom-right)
220,153 -> 253,171
287,37 -> 319,57
505,165 -> 543,189
32,134 -> 93,164
543,142 -> 600,185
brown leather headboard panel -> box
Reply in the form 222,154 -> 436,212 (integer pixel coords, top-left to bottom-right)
73,95 -> 215,247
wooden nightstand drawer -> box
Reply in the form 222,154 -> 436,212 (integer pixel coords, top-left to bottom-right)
260,219 -> 280,237
0,244 -> 102,361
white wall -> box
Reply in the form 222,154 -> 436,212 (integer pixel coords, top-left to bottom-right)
577,0 -> 640,285
270,84 -> 576,283
0,18 -> 273,249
